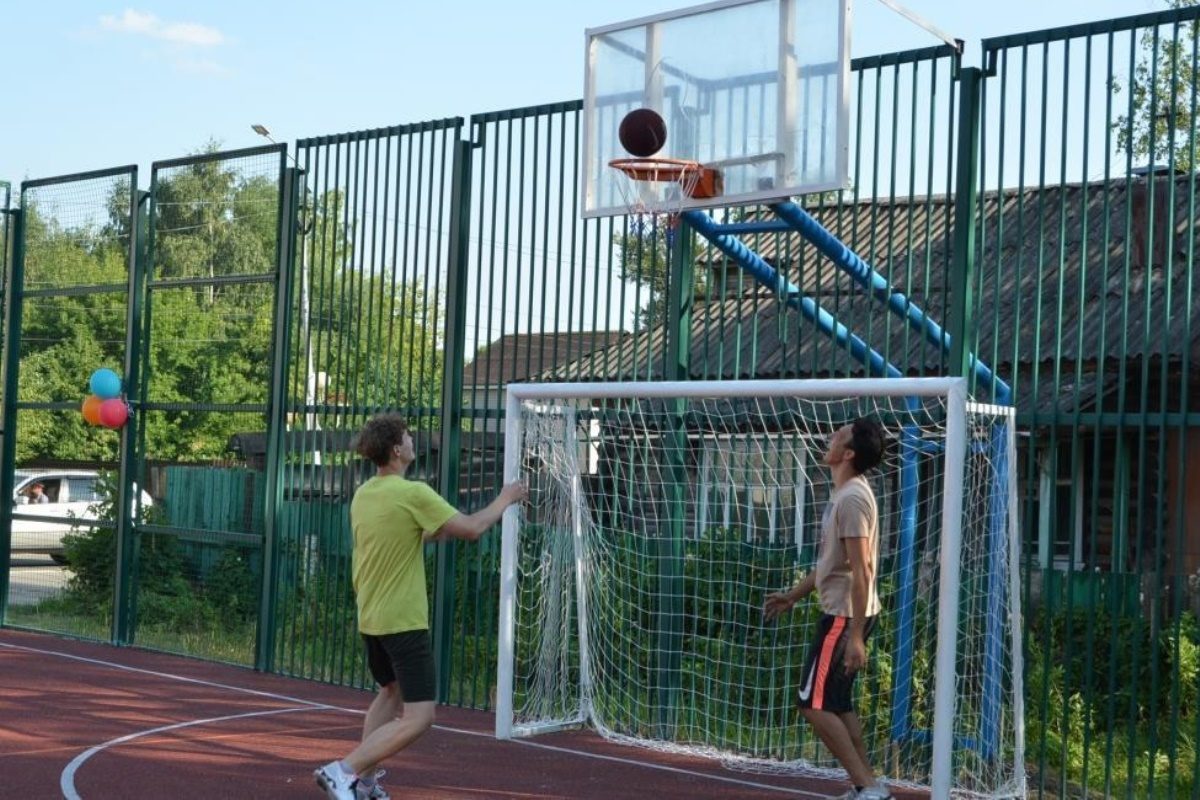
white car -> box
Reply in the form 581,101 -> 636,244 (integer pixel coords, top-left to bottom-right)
10,470 -> 151,564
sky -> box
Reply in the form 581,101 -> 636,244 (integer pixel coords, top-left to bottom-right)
0,0 -> 1167,188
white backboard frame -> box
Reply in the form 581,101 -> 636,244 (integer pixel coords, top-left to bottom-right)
582,0 -> 852,218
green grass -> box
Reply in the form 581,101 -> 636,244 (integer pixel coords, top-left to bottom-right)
5,602 -> 110,641
5,593 -> 255,665
1025,609 -> 1200,799
134,621 -> 256,666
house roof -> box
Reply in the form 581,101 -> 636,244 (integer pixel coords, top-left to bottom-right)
465,331 -> 631,387
544,175 -> 1200,415
556,178 -> 1195,371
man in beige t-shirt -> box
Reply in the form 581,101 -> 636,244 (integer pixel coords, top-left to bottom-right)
763,418 -> 891,800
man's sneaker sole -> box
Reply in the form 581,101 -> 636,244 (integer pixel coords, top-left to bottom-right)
314,769 -> 333,795
314,768 -> 356,799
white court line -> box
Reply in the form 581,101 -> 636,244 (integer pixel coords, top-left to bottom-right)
0,640 -> 341,711
0,639 -> 824,798
504,737 -> 828,798
60,707 -> 311,800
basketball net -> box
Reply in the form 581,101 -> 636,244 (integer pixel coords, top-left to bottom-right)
609,158 -> 712,244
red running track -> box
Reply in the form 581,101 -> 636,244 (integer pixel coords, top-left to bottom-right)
0,628 -> 924,799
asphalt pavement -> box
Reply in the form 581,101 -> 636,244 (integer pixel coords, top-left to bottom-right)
6,557 -> 68,606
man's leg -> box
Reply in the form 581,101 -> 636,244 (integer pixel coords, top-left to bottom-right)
363,683 -> 403,741
838,710 -> 871,778
343,700 -> 436,774
801,707 -> 875,788
352,682 -> 403,777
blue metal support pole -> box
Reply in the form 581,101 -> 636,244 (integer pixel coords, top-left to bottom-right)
682,210 -> 936,751
680,210 -> 902,380
982,424 -> 1009,760
686,199 -> 1020,762
891,425 -> 921,741
687,199 -> 1018,762
767,201 -> 1012,405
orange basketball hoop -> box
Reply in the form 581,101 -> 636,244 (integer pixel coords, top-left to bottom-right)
608,158 -> 724,200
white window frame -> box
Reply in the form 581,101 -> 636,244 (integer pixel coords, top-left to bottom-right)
694,432 -> 811,552
1037,448 -> 1084,571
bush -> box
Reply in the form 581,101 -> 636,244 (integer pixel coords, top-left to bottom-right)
1024,604 -> 1200,797
204,546 -> 259,622
60,472 -> 260,632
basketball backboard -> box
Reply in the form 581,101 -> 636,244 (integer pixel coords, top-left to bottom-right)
583,0 -> 851,218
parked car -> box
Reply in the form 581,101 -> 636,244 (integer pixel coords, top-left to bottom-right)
10,470 -> 152,564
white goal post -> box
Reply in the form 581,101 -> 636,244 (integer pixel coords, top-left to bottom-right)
495,378 -> 1025,799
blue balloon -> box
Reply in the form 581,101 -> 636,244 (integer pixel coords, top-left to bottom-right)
89,368 -> 122,399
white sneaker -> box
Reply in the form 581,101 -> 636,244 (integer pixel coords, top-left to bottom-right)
857,785 -> 895,800
355,769 -> 391,800
314,761 -> 359,800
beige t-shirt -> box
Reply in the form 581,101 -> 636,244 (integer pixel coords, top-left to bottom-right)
814,474 -> 882,618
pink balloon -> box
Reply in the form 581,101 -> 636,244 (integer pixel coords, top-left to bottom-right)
99,399 -> 129,429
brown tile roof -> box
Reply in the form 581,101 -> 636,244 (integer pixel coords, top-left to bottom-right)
544,175 -> 1200,414
465,331 -> 631,387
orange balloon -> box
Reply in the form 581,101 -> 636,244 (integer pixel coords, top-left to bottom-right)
82,395 -> 103,425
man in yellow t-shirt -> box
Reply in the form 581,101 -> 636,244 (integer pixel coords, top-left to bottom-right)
315,414 -> 526,800
763,418 -> 892,800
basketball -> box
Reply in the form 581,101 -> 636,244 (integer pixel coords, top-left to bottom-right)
619,108 -> 668,158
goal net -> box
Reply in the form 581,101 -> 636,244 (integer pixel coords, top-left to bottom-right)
495,378 -> 1024,799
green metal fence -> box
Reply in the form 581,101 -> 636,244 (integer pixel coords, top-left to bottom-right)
2,6 -> 1200,798
272,121 -> 464,689
974,9 -> 1200,798
132,145 -> 291,666
0,167 -> 139,642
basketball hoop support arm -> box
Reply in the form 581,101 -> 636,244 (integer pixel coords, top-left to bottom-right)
872,0 -> 962,52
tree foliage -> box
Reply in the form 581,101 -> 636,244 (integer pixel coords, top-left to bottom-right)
14,147 -> 446,465
1116,0 -> 1200,170
299,187 -> 444,421
17,190 -> 132,463
613,217 -> 704,332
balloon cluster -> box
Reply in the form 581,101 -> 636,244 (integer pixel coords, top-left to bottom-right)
81,368 -> 129,429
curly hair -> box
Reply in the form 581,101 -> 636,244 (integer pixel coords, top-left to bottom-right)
353,413 -> 409,467
849,417 -> 885,474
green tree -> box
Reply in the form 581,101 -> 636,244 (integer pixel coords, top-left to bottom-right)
613,216 -> 703,332
16,191 -> 131,462
140,154 -> 280,460
12,144 -> 448,465
1115,0 -> 1200,170
298,187 -> 445,427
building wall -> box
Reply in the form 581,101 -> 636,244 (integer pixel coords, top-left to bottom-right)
464,385 -> 505,434
1167,429 -> 1200,579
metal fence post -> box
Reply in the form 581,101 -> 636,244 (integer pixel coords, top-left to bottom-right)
433,136 -> 474,701
0,206 -> 24,623
655,220 -> 694,736
113,186 -> 147,645
257,164 -> 300,671
950,66 -> 983,385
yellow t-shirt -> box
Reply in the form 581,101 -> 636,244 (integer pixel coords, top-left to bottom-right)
350,475 -> 458,635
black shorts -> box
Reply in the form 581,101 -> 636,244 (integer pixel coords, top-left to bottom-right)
362,630 -> 436,702
795,614 -> 877,713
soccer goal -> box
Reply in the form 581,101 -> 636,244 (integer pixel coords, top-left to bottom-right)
495,378 -> 1025,800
